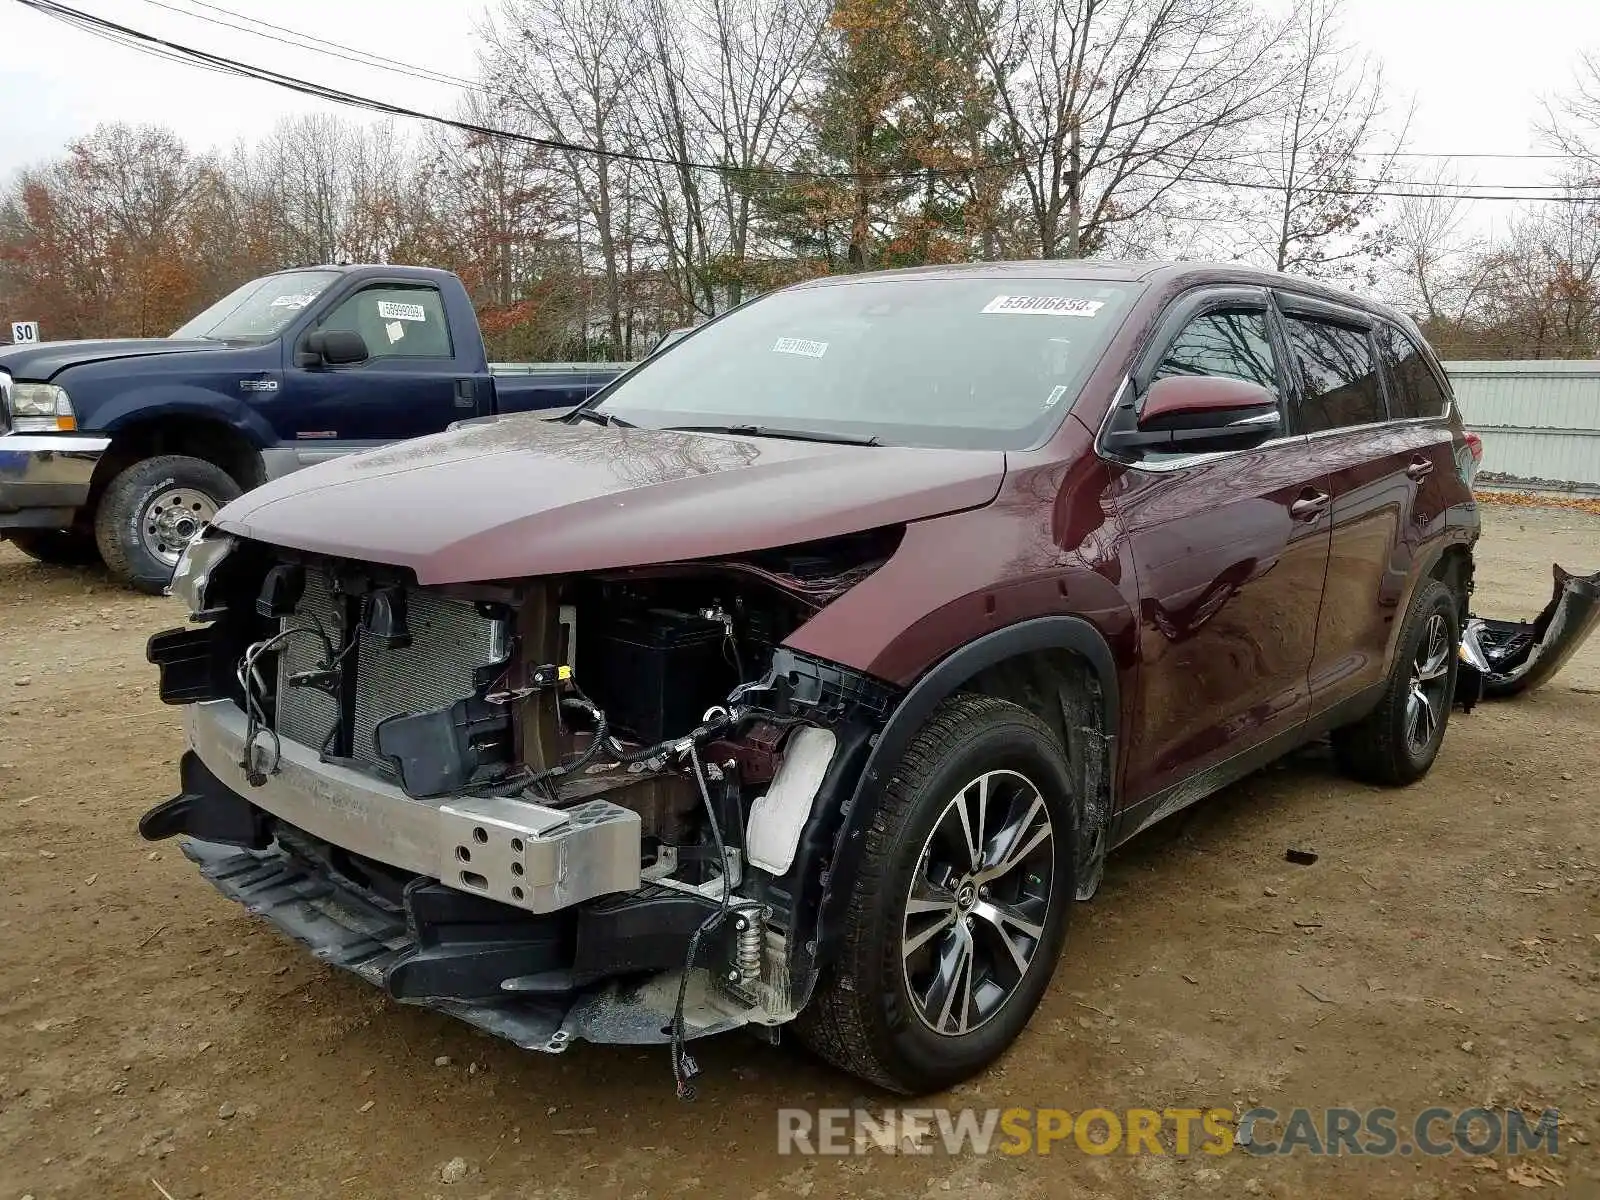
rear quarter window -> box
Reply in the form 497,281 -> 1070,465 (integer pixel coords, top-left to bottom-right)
1377,324 -> 1450,419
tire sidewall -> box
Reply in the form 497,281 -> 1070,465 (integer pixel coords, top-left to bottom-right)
96,457 -> 240,593
864,719 -> 1077,1089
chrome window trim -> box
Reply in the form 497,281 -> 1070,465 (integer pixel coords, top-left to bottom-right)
1094,373 -> 1454,476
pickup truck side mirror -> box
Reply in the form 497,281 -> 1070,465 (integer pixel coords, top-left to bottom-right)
299,329 -> 370,367
1103,375 -> 1281,455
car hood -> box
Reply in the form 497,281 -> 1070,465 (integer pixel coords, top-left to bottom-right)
214,417 -> 1007,584
0,338 -> 221,381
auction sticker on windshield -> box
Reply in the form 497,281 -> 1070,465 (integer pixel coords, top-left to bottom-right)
982,295 -> 1105,317
773,337 -> 828,358
377,301 -> 427,322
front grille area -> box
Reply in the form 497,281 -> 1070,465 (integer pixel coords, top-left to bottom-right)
274,568 -> 505,768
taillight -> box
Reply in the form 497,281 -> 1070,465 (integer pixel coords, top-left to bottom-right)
1462,431 -> 1484,485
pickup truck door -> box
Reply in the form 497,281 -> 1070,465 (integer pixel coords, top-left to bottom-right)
280,281 -> 478,450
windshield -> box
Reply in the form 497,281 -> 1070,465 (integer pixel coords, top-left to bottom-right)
171,270 -> 341,343
591,276 -> 1138,449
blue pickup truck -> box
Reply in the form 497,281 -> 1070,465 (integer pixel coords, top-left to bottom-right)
0,265 -> 627,590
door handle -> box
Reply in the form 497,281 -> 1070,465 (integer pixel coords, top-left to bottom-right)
1290,491 -> 1329,521
1406,457 -> 1434,481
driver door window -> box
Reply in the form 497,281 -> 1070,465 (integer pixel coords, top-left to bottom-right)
1152,310 -> 1279,394
317,285 -> 452,360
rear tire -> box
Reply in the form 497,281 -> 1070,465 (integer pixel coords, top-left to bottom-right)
1332,579 -> 1459,785
94,455 -> 239,595
795,695 -> 1076,1094
7,528 -> 101,566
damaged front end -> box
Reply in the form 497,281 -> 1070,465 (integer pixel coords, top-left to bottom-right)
142,527 -> 902,1088
1456,563 -> 1600,706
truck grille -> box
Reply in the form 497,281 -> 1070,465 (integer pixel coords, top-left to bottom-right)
274,569 -> 505,769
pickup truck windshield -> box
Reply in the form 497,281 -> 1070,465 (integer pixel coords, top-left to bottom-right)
171,270 -> 340,343
590,276 -> 1138,450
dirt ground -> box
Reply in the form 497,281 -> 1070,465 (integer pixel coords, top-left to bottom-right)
1,504 -> 1597,1200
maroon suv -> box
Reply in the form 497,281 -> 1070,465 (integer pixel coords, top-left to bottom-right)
143,261 -> 1478,1094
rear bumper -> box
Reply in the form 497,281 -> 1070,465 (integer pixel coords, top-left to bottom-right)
0,432 -> 109,528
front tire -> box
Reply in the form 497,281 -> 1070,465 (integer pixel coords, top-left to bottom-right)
7,528 -> 101,566
1332,579 -> 1460,785
94,455 -> 239,594
795,695 -> 1076,1094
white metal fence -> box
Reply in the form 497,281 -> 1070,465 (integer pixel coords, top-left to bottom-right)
1443,360 -> 1600,491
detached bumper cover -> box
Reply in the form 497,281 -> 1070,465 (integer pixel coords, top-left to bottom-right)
0,432 -> 109,526
1461,563 -> 1600,699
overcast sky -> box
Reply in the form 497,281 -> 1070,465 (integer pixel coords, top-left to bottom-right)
2,0 -> 1599,234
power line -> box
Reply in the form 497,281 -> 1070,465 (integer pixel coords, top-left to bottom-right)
137,0 -> 1600,179
15,0 -> 1600,202
16,0 -> 1045,182
131,0 -> 486,93
1357,150 -> 1583,161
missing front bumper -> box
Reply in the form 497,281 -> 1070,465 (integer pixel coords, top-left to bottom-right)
178,700 -> 641,914
180,836 -> 754,1052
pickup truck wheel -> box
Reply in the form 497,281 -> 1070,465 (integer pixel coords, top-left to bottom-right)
94,455 -> 240,594
1332,578 -> 1460,785
794,695 -> 1075,1094
7,529 -> 102,567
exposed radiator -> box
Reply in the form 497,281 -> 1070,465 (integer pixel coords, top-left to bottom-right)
274,569 -> 505,769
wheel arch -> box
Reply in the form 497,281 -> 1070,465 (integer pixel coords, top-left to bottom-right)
90,413 -> 267,509
815,617 -> 1121,965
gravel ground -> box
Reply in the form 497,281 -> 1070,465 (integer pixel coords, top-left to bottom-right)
1,503 -> 1597,1199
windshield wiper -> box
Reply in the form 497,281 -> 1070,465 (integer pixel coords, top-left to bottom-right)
663,424 -> 881,447
566,406 -> 635,428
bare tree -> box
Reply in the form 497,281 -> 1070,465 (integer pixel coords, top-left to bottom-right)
1541,49 -> 1600,177
631,0 -> 823,313
1383,166 -> 1476,325
485,0 -> 651,356
974,0 -> 1286,259
1246,0 -> 1409,277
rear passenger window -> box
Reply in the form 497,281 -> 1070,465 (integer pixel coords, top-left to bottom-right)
1283,317 -> 1385,432
1151,310 -> 1279,393
1377,324 -> 1450,419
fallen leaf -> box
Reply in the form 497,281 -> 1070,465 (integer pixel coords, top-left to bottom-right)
1182,974 -> 1199,985
1505,1161 -> 1545,1189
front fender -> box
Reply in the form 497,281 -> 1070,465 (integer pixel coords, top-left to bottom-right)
93,385 -> 277,449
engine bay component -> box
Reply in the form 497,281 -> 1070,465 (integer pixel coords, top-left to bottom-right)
744,725 -> 837,875
576,597 -> 742,743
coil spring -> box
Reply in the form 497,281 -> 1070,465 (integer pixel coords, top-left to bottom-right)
734,906 -> 763,983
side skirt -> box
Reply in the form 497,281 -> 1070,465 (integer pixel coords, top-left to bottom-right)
1110,679 -> 1386,848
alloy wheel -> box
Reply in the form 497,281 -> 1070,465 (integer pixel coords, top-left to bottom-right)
1406,612 -> 1452,755
901,769 -> 1055,1036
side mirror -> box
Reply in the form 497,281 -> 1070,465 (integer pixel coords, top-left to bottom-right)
299,329 -> 369,367
1104,375 -> 1281,454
